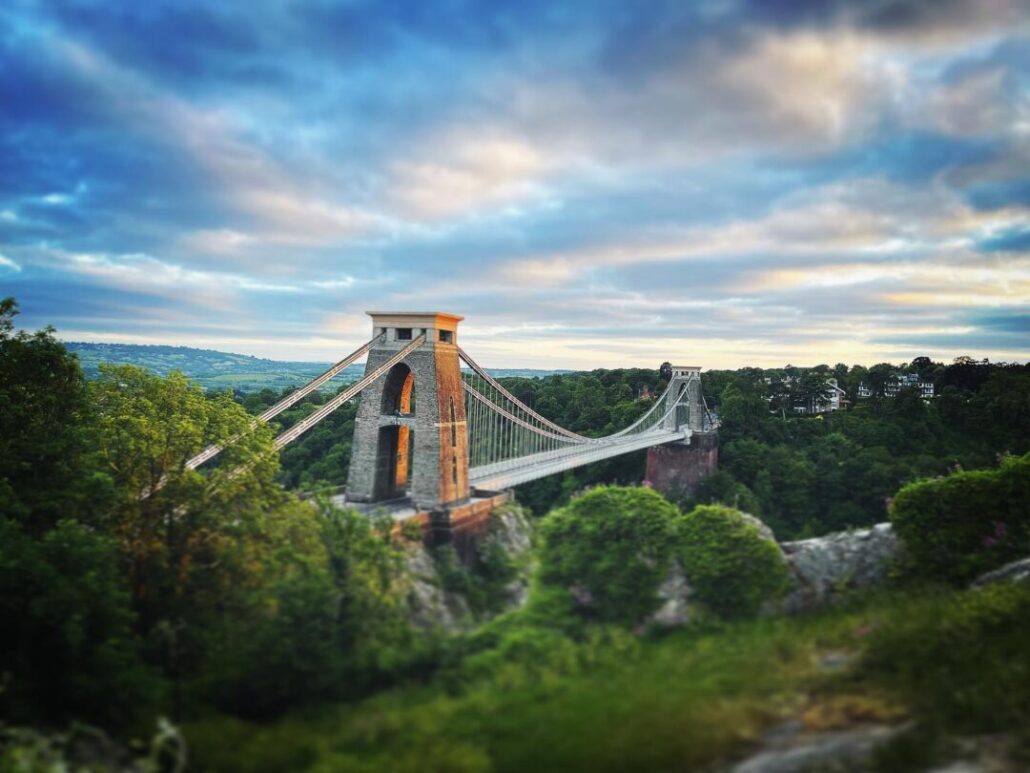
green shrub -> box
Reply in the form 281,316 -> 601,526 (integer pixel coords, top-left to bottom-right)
863,582 -> 1030,731
537,487 -> 679,625
677,505 -> 790,620
890,453 -> 1030,583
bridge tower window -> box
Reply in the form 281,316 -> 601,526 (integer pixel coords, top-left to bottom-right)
439,329 -> 453,343
396,327 -> 413,341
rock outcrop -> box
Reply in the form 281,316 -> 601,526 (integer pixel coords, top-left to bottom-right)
780,523 -> 900,614
650,560 -> 692,627
972,556 -> 1030,588
647,511 -> 783,628
731,722 -> 909,773
404,504 -> 534,632
405,546 -> 475,632
645,517 -> 903,624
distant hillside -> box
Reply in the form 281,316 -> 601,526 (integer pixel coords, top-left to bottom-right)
64,342 -> 573,393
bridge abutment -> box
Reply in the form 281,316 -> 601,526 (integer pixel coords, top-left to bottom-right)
421,489 -> 513,562
645,430 -> 718,501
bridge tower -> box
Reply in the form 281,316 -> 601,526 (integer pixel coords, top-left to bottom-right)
647,365 -> 718,499
346,312 -> 470,511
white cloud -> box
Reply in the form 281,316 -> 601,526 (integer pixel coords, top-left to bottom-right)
388,132 -> 548,220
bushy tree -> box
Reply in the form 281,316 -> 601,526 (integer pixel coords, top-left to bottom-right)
88,365 -> 283,632
0,300 -> 156,727
676,505 -> 790,619
0,514 -> 158,727
0,298 -> 100,528
538,487 -> 679,625
890,453 -> 1030,583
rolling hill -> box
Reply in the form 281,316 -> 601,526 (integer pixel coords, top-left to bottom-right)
64,342 -> 572,393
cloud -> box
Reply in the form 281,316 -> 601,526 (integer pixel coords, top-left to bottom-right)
388,132 -> 547,220
1,0 -> 1027,366
0,253 -> 21,272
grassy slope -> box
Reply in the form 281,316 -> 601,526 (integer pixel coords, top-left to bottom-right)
187,583 -> 1030,772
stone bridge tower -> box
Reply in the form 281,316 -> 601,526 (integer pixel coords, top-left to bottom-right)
346,312 -> 470,511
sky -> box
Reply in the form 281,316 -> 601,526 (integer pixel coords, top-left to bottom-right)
1,0 -> 1028,369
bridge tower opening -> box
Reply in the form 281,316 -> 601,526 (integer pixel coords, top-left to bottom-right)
372,362 -> 415,499
346,312 -> 470,510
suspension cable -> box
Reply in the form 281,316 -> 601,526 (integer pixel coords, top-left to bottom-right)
184,333 -> 383,471
458,347 -> 591,442
274,335 -> 426,449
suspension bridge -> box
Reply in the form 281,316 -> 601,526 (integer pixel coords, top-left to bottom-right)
176,311 -> 716,521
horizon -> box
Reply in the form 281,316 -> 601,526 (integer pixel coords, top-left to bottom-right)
2,1 -> 1028,369
61,336 -> 1023,373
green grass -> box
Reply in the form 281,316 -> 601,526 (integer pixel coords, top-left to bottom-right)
185,582 -> 1030,772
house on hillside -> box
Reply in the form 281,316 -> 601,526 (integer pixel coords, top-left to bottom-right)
765,375 -> 848,416
857,373 -> 934,400
793,378 -> 848,415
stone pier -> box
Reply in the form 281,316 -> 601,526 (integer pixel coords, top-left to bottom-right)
645,430 -> 719,500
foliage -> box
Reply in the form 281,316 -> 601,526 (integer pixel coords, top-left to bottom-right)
0,517 -> 158,727
0,718 -> 187,773
196,498 -> 440,719
889,452 -> 1030,583
537,487 -> 680,625
186,584 -> 1030,773
189,496 -> 338,718
430,516 -> 524,620
315,501 -> 436,690
0,300 -> 157,729
863,582 -> 1030,734
694,359 -> 1030,539
88,365 -> 286,635
0,302 -> 443,731
677,505 -> 790,619
5,295 -> 1030,770
0,298 -> 99,529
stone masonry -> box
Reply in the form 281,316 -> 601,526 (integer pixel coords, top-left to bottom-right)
346,312 -> 470,511
646,431 -> 719,500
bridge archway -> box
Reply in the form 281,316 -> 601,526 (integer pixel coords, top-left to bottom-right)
374,363 -> 416,500
381,363 -> 415,415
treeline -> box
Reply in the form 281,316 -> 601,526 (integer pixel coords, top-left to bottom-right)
701,360 -> 1030,538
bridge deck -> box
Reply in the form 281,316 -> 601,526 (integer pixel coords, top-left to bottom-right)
469,429 -> 689,490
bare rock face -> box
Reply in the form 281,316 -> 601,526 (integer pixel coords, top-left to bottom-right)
481,504 -> 535,610
404,504 -> 535,632
740,511 -> 779,544
972,556 -> 1030,588
486,504 -> 534,557
404,546 -> 474,632
781,523 -> 900,614
730,722 -> 909,773
649,560 -> 693,627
